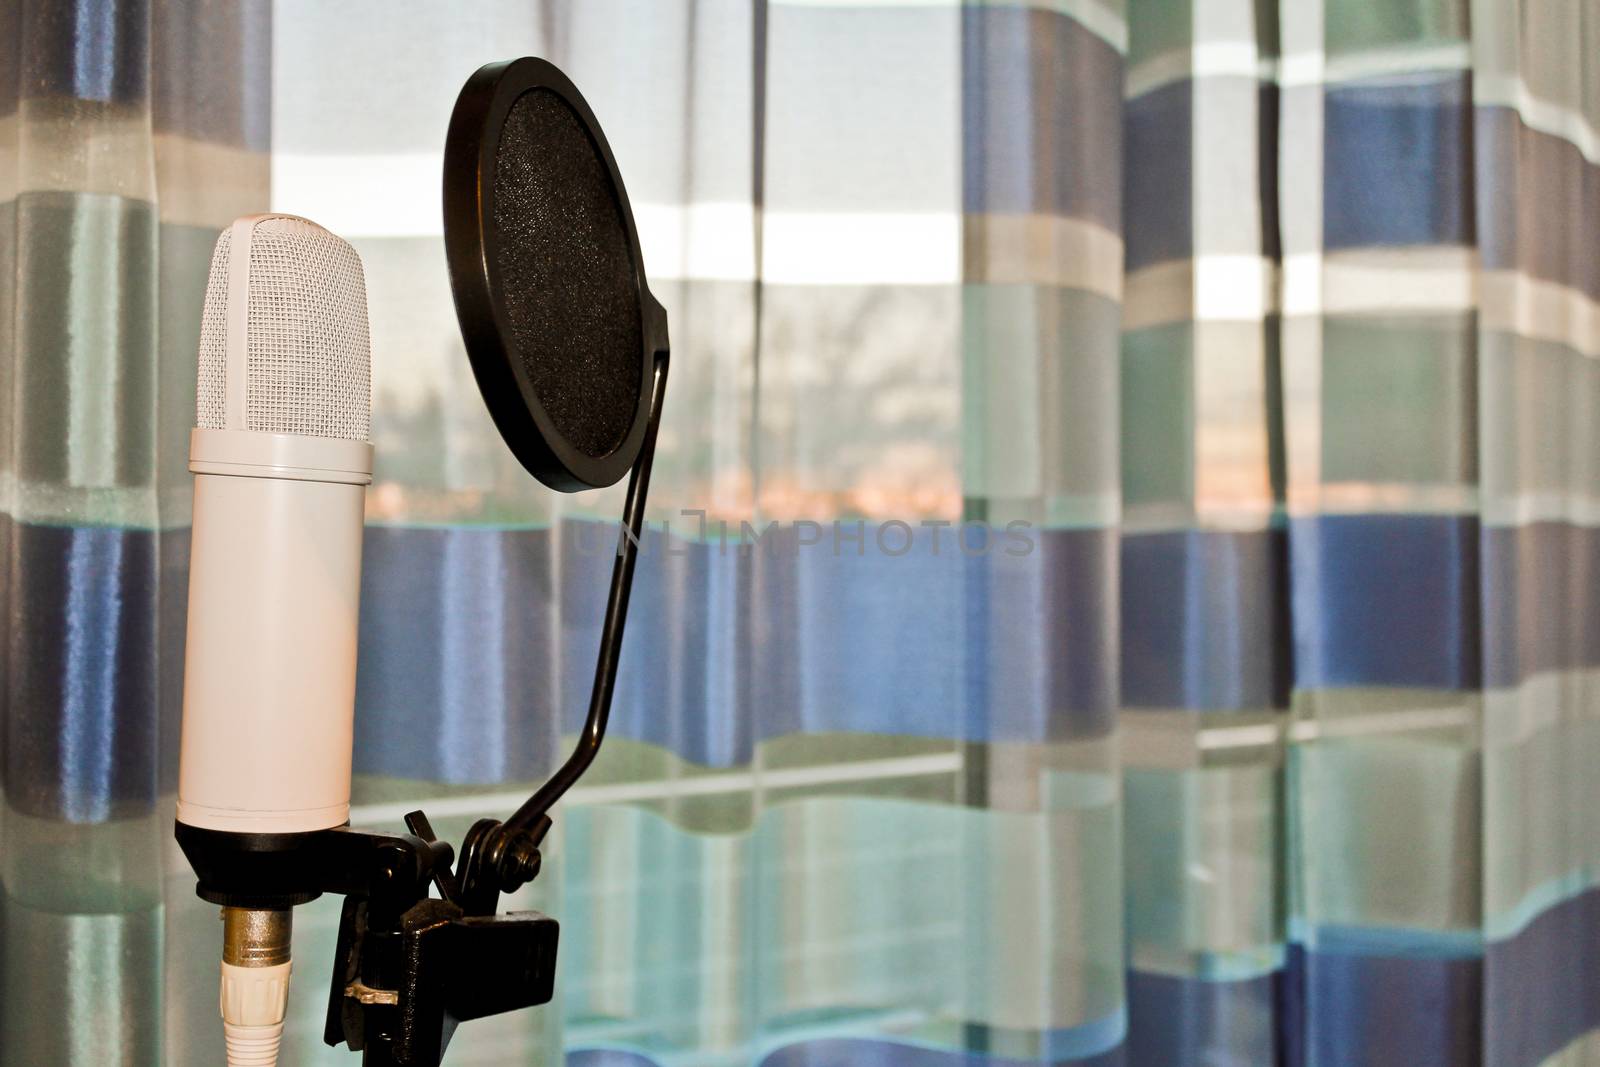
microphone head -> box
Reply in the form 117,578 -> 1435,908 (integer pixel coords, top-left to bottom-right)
443,57 -> 667,492
197,215 -> 373,441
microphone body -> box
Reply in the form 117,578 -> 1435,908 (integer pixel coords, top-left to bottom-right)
178,429 -> 371,833
175,213 -> 374,1067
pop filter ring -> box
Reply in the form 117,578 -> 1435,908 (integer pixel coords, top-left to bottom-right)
443,56 -> 669,491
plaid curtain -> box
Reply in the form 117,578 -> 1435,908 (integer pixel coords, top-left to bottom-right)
3,2 -> 1599,1065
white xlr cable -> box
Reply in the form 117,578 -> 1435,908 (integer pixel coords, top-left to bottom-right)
219,908 -> 293,1067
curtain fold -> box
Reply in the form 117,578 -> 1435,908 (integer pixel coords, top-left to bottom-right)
3,1 -> 1599,1065
0,1 -> 269,1063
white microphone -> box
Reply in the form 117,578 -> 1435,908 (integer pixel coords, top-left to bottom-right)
175,214 -> 374,1067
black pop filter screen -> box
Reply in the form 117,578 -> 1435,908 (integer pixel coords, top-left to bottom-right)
492,89 -> 643,459
447,57 -> 665,490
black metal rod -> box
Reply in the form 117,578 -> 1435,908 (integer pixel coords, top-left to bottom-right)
505,351 -> 669,833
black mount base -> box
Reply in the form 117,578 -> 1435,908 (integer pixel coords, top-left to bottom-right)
177,816 -> 557,1067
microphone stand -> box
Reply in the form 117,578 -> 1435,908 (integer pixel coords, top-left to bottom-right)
176,351 -> 669,1066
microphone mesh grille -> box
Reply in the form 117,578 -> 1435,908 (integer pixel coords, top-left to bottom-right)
197,217 -> 372,441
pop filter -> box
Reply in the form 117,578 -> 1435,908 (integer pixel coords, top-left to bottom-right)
439,59 -> 670,908
443,56 -> 669,491
443,63 -> 668,841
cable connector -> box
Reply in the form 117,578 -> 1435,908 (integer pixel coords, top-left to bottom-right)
220,908 -> 292,1067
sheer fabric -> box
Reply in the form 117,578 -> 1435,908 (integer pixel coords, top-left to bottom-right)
3,2 -> 1599,1065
